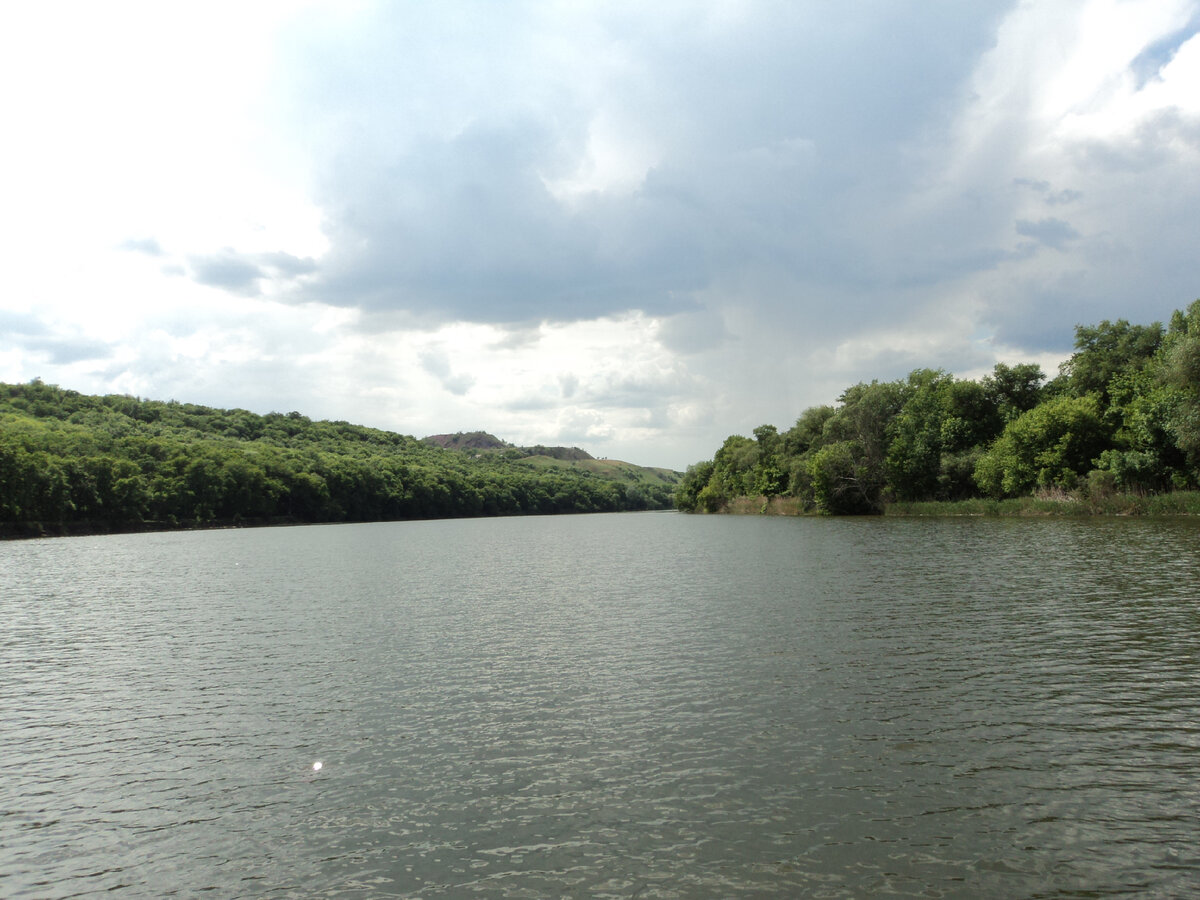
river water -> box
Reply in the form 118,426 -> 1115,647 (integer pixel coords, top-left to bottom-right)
3,513 -> 1200,898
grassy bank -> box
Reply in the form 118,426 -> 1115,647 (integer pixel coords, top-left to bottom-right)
885,491 -> 1200,517
707,491 -> 1200,517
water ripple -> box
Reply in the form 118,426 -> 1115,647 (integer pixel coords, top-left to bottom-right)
3,514 -> 1200,897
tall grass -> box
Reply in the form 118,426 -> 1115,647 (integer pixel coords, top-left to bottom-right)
703,491 -> 1200,517
884,491 -> 1200,517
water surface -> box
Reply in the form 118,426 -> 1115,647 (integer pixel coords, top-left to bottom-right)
4,513 -> 1200,897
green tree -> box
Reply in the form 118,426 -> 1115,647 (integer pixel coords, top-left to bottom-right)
674,460 -> 715,512
808,441 -> 879,514
820,380 -> 908,508
1160,299 -> 1200,468
982,362 -> 1045,423
750,424 -> 785,496
886,370 -> 999,501
711,434 -> 758,498
974,395 -> 1109,497
1059,319 -> 1163,404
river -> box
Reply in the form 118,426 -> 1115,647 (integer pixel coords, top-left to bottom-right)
3,513 -> 1200,897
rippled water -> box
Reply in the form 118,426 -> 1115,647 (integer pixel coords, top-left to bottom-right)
4,513 -> 1200,897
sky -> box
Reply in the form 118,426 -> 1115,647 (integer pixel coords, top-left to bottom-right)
2,1 -> 1199,470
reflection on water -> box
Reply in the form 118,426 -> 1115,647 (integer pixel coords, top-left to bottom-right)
3,514 -> 1200,897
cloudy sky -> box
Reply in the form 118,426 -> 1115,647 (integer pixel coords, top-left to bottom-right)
2,1 -> 1198,469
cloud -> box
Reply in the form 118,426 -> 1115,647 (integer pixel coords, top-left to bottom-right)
0,310 -> 48,336
29,337 -> 113,365
656,306 -> 733,355
419,348 -> 476,396
189,252 -> 266,296
259,252 -> 318,279
187,250 -> 318,297
119,237 -> 164,256
1130,18 -> 1200,86
279,1 -> 1013,332
300,117 -> 707,326
550,408 -> 615,445
0,311 -> 112,365
1013,178 -> 1083,206
1015,217 -> 1080,250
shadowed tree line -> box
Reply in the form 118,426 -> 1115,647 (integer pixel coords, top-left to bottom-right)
676,300 -> 1200,515
0,383 -> 673,536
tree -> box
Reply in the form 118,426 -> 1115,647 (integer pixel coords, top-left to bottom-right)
711,434 -> 759,497
782,406 -> 836,457
1161,299 -> 1200,468
821,380 -> 909,508
750,424 -> 785,496
1059,319 -> 1163,404
974,395 -> 1109,497
808,441 -> 879,514
983,362 -> 1044,423
886,371 -> 1000,501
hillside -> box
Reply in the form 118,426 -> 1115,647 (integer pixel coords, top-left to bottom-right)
0,381 -> 678,537
515,453 -> 681,490
422,431 -> 510,451
423,432 -> 681,492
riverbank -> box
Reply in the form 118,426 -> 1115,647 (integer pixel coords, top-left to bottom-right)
712,491 -> 1200,517
886,490 -> 1200,516
0,516 -> 315,541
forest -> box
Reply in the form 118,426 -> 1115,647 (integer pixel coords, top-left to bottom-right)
676,300 -> 1200,515
0,382 -> 676,536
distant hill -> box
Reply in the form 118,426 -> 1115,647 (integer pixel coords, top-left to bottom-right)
421,433 -> 593,461
422,431 -> 680,489
516,453 -> 682,489
521,444 -> 593,461
422,431 -> 510,451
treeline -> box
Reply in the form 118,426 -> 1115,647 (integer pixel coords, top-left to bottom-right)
0,382 -> 672,536
676,299 -> 1200,515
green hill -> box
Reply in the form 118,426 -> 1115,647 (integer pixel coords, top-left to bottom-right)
0,380 -> 679,537
515,453 -> 681,489
424,432 -> 682,492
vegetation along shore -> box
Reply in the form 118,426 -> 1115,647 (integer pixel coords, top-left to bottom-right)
0,383 -> 680,538
4,299 -> 1199,535
676,300 -> 1200,516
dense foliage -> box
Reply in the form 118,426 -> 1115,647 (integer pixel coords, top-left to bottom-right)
0,383 -> 675,535
677,300 -> 1200,515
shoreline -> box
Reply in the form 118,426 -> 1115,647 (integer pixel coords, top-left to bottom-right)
0,508 -> 671,542
701,491 -> 1200,518
0,516 -> 314,542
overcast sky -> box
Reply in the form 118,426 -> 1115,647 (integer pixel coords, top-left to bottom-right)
2,1 -> 1198,469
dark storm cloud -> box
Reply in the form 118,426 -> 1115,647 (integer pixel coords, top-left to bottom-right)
304,118 -> 709,326
283,1 -> 1014,329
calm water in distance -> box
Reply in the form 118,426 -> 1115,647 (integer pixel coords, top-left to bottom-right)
4,512 -> 1200,898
